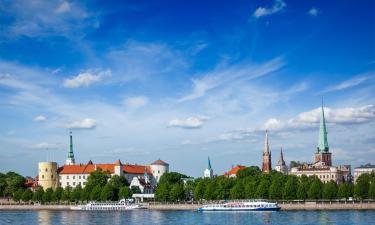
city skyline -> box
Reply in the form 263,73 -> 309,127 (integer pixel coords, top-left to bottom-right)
0,0 -> 374,177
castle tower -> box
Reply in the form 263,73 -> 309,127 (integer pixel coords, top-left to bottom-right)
314,99 -> 332,166
150,159 -> 169,183
262,130 -> 272,173
114,159 -> 124,177
275,148 -> 288,174
38,162 -> 59,190
66,131 -> 75,165
203,157 -> 213,178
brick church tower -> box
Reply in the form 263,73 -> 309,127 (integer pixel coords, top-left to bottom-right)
262,130 -> 272,173
314,100 -> 332,166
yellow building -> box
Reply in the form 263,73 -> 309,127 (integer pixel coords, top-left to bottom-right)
38,162 -> 59,190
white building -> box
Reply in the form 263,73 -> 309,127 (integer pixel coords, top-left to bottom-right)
354,164 -> 375,183
275,148 -> 288,175
203,157 -> 213,178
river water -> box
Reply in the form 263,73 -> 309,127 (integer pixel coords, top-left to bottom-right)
0,210 -> 373,225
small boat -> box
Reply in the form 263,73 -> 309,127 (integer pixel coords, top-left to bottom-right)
197,200 -> 280,212
70,199 -> 145,211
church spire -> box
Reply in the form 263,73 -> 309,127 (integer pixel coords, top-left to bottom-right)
208,156 -> 212,170
264,130 -> 270,154
262,130 -> 271,173
66,131 -> 75,165
317,98 -> 329,153
277,147 -> 286,166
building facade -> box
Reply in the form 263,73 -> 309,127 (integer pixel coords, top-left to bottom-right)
275,148 -> 288,174
224,165 -> 246,177
262,130 -> 272,173
354,164 -> 375,183
289,102 -> 351,184
38,132 -> 169,190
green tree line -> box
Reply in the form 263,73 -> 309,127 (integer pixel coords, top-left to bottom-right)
2,169 -> 133,203
155,167 -> 375,202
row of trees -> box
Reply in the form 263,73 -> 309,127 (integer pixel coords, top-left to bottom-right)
155,167 -> 375,202
6,169 -> 135,203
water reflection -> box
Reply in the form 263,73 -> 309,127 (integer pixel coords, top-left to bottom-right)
37,210 -> 51,225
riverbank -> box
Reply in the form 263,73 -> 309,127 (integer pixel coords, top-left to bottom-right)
1,201 -> 375,211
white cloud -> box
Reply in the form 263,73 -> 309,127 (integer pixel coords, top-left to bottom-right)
167,116 -> 209,129
55,1 -> 71,14
308,8 -> 318,16
265,105 -> 375,131
31,142 -> 61,150
65,118 -> 97,129
181,140 -> 193,145
323,72 -> 375,93
123,96 -> 149,109
178,57 -> 284,102
33,115 -> 47,122
63,69 -> 111,88
253,0 -> 286,18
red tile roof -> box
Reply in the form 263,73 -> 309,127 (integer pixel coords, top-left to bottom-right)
224,165 -> 246,176
151,159 -> 169,166
58,162 -> 151,175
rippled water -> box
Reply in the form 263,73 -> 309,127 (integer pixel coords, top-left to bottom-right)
0,210 -> 373,225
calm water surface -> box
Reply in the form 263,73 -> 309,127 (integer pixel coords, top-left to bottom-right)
0,210 -> 373,225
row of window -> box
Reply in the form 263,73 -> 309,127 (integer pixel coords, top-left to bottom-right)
41,175 -> 54,179
61,181 -> 86,186
61,175 -> 86,180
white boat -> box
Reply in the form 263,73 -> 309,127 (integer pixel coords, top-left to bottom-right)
70,199 -> 145,211
198,200 -> 280,212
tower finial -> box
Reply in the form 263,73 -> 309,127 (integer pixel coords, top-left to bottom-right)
318,99 -> 329,153
66,130 -> 75,165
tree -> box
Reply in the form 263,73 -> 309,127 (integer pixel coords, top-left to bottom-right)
108,175 -> 128,200
131,186 -> 141,194
256,179 -> 270,199
159,172 -> 188,186
0,173 -> 6,197
230,181 -> 245,199
244,180 -> 258,199
368,181 -> 375,199
5,172 -> 25,197
337,182 -> 353,200
308,179 -> 323,200
21,189 -> 33,202
236,166 -> 261,179
42,188 -> 53,203
204,180 -> 216,200
71,185 -> 82,202
33,187 -> 44,202
155,183 -> 170,201
90,185 -> 102,201
85,169 -> 110,193
61,186 -> 72,202
52,187 -> 63,203
12,189 -> 23,202
80,187 -> 90,202
269,175 -> 284,200
193,180 -> 205,200
283,176 -> 298,200
354,174 -> 370,199
215,177 -> 233,200
297,175 -> 309,200
322,181 -> 337,200
118,186 -> 132,199
169,183 -> 185,201
100,184 -> 115,201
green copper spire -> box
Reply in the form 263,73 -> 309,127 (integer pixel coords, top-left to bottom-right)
317,99 -> 329,153
66,131 -> 75,165
208,157 -> 212,170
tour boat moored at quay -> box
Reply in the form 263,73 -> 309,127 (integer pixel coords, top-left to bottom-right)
70,199 -> 145,211
197,200 -> 280,211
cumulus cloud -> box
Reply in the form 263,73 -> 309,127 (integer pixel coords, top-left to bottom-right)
33,115 -> 47,122
264,105 -> 375,131
253,0 -> 286,18
123,96 -> 149,109
167,116 -> 209,129
63,69 -> 111,88
65,118 -> 97,129
308,8 -> 318,16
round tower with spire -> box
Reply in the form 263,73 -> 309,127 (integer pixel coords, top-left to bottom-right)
275,147 -> 288,174
66,131 -> 75,165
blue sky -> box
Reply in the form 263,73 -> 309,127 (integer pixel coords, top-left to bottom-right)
0,0 -> 374,177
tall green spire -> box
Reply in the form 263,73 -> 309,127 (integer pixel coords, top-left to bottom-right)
317,99 -> 329,153
208,157 -> 212,170
66,131 -> 75,165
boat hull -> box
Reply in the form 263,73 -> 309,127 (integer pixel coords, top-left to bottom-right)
197,207 -> 281,212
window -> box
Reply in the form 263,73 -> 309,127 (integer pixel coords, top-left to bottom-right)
158,170 -> 160,174
45,168 -> 48,172
67,182 -> 69,186
83,182 -> 86,185
73,176 -> 75,179
67,176 -> 69,179
51,175 -> 53,178
79,176 -> 81,179
83,175 -> 85,179
73,182 -> 76,185
42,175 -> 44,179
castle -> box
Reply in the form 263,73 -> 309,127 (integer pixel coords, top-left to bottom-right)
37,132 -> 169,191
